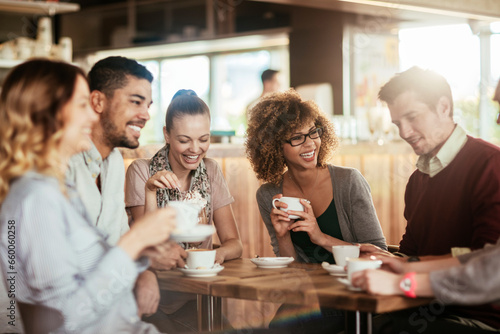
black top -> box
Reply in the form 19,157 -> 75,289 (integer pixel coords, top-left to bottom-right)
290,198 -> 342,263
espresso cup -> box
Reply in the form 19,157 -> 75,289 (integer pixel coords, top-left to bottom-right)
186,249 -> 216,269
272,197 -> 304,220
168,201 -> 200,230
332,245 -> 360,267
346,258 -> 382,283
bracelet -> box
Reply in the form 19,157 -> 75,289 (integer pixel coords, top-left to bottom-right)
399,272 -> 417,298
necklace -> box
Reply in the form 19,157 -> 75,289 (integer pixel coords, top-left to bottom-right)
287,168 -> 319,200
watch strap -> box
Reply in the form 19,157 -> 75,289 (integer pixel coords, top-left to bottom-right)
400,272 -> 417,298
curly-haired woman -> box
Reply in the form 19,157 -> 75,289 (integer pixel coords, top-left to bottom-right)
246,89 -> 387,264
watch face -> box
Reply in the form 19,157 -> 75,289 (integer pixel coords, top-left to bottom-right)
400,278 -> 412,291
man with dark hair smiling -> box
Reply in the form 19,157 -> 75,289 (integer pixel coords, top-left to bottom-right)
67,56 -> 186,319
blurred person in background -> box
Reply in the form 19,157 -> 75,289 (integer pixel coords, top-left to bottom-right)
246,69 -> 282,115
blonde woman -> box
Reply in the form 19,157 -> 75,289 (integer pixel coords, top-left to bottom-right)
0,59 -> 175,333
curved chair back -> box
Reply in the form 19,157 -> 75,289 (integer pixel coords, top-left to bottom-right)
17,302 -> 63,334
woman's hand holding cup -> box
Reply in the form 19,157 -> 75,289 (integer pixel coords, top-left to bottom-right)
270,194 -> 293,237
147,241 -> 187,270
272,196 -> 304,219
287,199 -> 325,246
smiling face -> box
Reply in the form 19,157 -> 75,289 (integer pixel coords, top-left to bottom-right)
99,75 -> 152,149
59,75 -> 98,158
165,113 -> 211,173
388,90 -> 454,157
282,122 -> 320,171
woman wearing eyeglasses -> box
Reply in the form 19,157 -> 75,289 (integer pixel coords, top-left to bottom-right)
246,89 -> 387,265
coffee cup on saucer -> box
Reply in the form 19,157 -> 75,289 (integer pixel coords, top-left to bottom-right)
186,249 -> 216,269
346,258 -> 382,283
332,245 -> 360,267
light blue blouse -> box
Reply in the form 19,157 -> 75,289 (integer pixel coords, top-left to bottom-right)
0,172 -> 159,333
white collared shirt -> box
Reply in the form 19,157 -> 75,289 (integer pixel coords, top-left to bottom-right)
416,124 -> 468,178
67,142 -> 129,245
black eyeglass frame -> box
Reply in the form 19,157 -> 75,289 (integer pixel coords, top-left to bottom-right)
284,127 -> 324,147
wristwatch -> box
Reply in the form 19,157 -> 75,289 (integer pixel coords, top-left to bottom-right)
399,272 -> 417,298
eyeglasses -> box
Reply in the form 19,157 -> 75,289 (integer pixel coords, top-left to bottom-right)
284,127 -> 323,147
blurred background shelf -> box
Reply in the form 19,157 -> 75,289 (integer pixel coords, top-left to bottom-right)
0,59 -> 21,68
0,0 -> 79,15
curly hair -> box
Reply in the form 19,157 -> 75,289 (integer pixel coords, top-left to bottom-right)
0,59 -> 86,202
245,89 -> 338,185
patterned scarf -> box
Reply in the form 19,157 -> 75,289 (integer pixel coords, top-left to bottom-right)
149,145 -> 211,223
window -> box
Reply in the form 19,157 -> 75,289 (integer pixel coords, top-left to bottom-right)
489,21 -> 500,144
210,50 -> 271,136
398,24 -> 497,140
136,47 -> 288,144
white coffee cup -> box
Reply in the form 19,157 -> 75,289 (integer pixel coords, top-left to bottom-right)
168,201 -> 200,230
272,197 -> 304,219
186,249 -> 216,269
347,258 -> 382,283
332,245 -> 360,267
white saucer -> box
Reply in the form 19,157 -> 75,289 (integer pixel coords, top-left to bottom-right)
171,225 -> 215,243
178,266 -> 224,277
321,262 -> 347,277
337,277 -> 362,292
250,257 -> 294,268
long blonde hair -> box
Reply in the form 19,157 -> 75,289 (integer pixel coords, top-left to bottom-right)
0,59 -> 87,202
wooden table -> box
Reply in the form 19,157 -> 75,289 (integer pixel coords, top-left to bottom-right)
156,259 -> 432,333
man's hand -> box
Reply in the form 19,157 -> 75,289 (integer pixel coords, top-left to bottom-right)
359,243 -> 396,259
148,241 -> 187,270
134,270 -> 160,317
379,256 -> 408,274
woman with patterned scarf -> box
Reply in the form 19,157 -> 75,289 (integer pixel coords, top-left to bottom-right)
125,89 -> 242,332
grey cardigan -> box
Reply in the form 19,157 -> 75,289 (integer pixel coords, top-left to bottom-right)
256,164 -> 387,263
